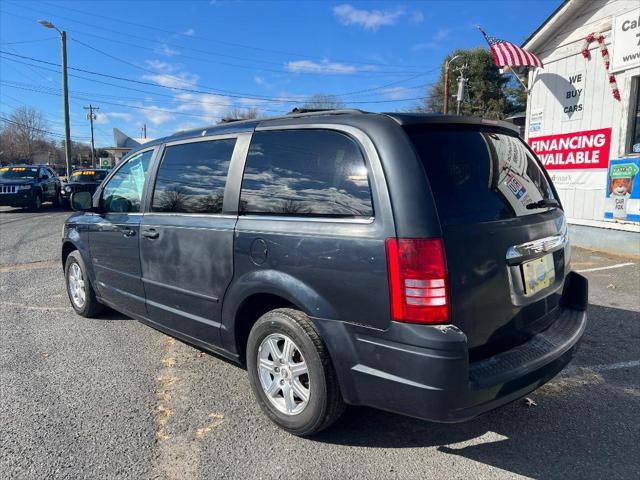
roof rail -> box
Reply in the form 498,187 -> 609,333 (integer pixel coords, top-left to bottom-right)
218,117 -> 245,124
287,108 -> 366,115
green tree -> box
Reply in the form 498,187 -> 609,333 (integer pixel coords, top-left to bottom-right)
418,48 -> 526,119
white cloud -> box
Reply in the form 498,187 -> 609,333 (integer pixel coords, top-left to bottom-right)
412,42 -> 438,51
285,58 -> 372,75
155,44 -> 180,57
413,28 -> 451,51
382,87 -> 413,100
173,92 -> 233,121
434,28 -> 450,41
411,11 -> 424,24
182,28 -> 195,36
145,60 -> 177,73
142,72 -> 199,89
254,76 -> 272,88
143,60 -> 199,89
142,105 -> 174,126
94,111 -> 134,124
333,4 -> 405,31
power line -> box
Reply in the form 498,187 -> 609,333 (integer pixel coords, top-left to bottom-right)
0,51 -> 430,105
1,5 -> 424,76
2,49 -> 431,108
35,0 -> 430,69
1,8 -> 437,99
0,82 -> 230,121
0,36 -> 58,45
0,116 -> 90,141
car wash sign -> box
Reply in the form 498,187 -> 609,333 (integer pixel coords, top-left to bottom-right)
528,128 -> 611,170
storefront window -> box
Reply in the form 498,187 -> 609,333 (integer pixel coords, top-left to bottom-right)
630,77 -> 640,154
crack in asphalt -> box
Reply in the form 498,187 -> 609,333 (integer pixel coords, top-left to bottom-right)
0,259 -> 59,273
153,336 -> 226,480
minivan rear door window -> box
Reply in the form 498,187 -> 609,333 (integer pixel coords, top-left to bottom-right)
404,126 -> 557,224
240,129 -> 373,218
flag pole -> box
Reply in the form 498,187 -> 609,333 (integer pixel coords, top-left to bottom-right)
476,25 -> 532,94
504,66 -> 530,94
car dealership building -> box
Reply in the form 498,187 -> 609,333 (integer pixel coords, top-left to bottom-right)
523,0 -> 639,255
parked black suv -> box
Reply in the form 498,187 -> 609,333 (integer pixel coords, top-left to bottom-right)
61,168 -> 109,208
62,111 -> 587,435
0,164 -> 62,210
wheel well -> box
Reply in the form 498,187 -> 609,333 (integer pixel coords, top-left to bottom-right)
235,293 -> 296,364
61,242 -> 76,268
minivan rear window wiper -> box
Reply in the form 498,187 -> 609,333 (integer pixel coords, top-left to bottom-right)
526,199 -> 560,210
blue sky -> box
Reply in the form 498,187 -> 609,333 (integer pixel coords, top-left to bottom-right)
0,0 -> 560,147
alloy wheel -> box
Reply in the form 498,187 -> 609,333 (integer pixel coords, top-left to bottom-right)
68,262 -> 86,309
257,333 -> 310,415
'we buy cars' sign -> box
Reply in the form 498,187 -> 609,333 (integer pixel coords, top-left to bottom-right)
528,128 -> 611,170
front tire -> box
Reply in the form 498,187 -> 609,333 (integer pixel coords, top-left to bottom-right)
247,308 -> 345,436
29,193 -> 42,211
52,189 -> 62,207
64,250 -> 105,317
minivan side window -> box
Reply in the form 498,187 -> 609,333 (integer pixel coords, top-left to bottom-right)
239,129 -> 373,217
151,139 -> 236,214
101,150 -> 152,213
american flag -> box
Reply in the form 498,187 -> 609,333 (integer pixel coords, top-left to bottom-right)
480,28 -> 544,69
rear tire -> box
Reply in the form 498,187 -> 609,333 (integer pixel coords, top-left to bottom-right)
247,308 -> 345,436
64,250 -> 106,317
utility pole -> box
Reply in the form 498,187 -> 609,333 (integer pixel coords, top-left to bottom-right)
443,55 -> 460,115
38,20 -> 72,177
143,123 -> 147,138
455,64 -> 469,115
84,104 -> 99,167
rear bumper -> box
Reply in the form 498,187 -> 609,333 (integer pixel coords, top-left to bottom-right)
314,272 -> 588,422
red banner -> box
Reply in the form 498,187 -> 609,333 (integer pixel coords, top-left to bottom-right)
528,128 -> 611,170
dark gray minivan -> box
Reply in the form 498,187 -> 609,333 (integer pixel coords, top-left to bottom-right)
62,110 -> 587,435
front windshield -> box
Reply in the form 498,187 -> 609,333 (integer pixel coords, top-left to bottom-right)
69,170 -> 108,182
0,167 -> 39,179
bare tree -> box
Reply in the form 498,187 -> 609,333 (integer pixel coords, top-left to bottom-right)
301,94 -> 345,110
4,107 -> 50,162
219,107 -> 259,123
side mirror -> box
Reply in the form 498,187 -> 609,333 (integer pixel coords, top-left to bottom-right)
70,191 -> 94,211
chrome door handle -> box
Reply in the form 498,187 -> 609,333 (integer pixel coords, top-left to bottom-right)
122,228 -> 136,237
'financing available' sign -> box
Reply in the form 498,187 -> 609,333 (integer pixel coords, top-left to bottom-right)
528,128 -> 611,169
528,128 -> 611,189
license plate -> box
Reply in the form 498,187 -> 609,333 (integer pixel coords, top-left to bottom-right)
522,254 -> 555,295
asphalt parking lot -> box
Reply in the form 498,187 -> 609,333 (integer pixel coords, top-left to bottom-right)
1,205 -> 639,480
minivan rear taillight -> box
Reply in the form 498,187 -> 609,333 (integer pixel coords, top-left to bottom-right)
385,238 -> 449,324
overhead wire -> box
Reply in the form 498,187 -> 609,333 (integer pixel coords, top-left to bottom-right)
35,0 -> 431,69
1,5 -> 423,77
0,51 -> 430,105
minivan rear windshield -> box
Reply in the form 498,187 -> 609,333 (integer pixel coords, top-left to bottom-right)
404,126 -> 557,224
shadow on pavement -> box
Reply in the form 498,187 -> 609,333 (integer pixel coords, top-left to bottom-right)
312,303 -> 640,479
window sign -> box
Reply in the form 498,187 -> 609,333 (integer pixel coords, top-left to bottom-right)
529,107 -> 543,133
605,158 -> 640,222
561,70 -> 585,122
